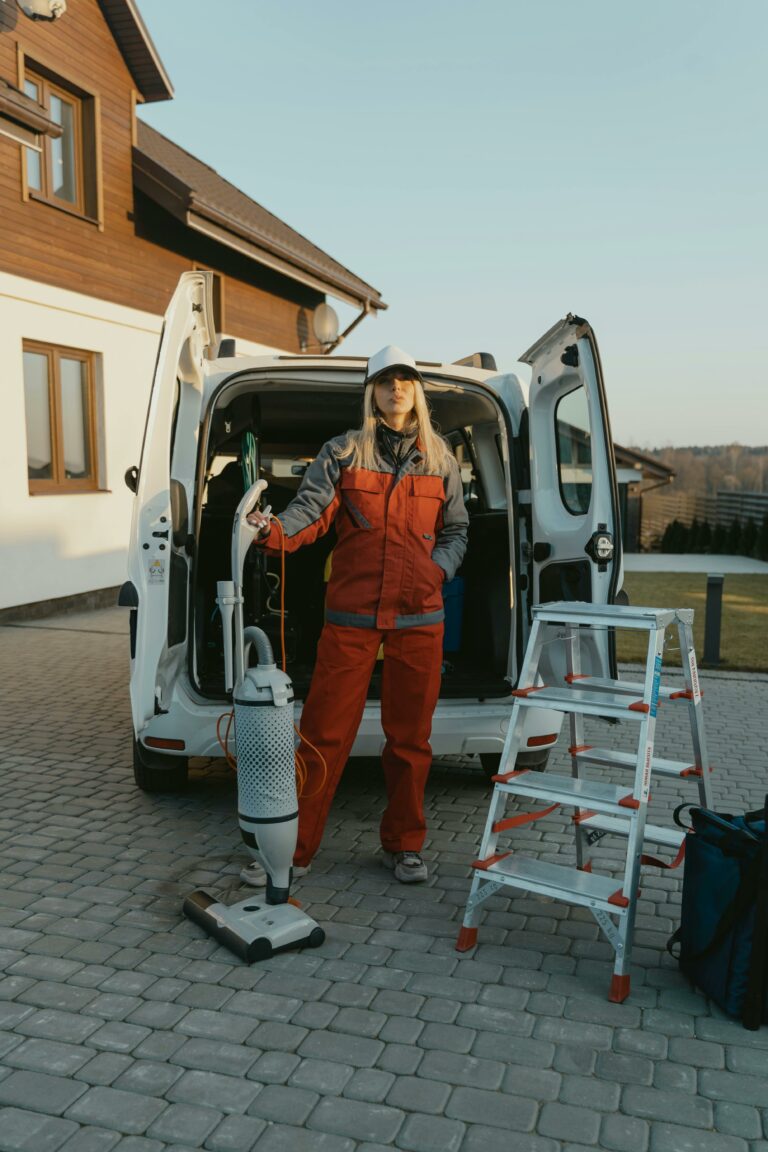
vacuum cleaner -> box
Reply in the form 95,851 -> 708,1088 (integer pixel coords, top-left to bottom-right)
183,479 -> 325,962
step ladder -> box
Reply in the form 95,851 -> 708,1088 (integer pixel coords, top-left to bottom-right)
456,600 -> 712,1004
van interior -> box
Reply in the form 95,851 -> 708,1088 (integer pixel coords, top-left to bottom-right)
190,377 -> 518,703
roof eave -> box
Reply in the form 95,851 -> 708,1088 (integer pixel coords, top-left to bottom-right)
98,0 -> 173,103
186,209 -> 385,312
187,196 -> 386,312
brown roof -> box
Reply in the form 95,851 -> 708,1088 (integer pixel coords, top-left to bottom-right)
98,0 -> 173,103
133,121 -> 385,311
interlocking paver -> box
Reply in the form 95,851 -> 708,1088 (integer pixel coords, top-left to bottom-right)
396,1112 -> 465,1152
1,615 -> 766,1152
205,1113 -> 267,1151
0,1069 -> 87,1115
64,1085 -> 167,1134
307,1095 -> 405,1143
5,1038 -> 94,1076
445,1085 -> 537,1131
0,1106 -> 79,1152
146,1100 -> 222,1145
58,1126 -> 121,1152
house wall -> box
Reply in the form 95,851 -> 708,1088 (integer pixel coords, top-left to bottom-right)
0,270 -> 279,610
0,0 -> 318,350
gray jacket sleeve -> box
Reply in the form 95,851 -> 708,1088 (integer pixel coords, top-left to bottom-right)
431,454 -> 469,581
259,438 -> 342,554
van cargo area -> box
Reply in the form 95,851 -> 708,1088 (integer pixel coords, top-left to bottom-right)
190,378 -> 516,704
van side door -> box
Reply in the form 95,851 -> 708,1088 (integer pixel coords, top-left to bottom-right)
520,314 -> 621,675
126,271 -> 216,730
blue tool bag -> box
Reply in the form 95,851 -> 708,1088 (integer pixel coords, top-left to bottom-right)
668,799 -> 768,1030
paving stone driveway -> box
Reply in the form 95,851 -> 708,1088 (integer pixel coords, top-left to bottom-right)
1,608 -> 767,1152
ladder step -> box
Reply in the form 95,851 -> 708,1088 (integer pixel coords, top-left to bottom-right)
575,813 -> 685,850
571,746 -> 700,778
472,853 -> 628,913
496,771 -> 639,816
512,686 -> 649,719
570,676 -> 696,702
533,601 -> 677,630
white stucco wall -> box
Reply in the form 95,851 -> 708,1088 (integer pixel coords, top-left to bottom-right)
0,271 -> 280,610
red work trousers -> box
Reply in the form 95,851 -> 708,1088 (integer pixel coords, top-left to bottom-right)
294,622 -> 443,867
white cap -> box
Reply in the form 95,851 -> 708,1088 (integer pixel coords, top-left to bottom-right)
365,345 -> 423,385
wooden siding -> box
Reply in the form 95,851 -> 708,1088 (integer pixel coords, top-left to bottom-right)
0,0 -> 319,350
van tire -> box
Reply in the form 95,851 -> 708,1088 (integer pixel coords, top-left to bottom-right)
480,749 -> 550,780
133,738 -> 189,792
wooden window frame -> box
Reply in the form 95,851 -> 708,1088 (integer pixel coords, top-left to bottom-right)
20,58 -> 101,225
23,340 -> 99,496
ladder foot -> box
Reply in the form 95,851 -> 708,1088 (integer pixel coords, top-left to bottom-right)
456,926 -> 478,952
608,973 -> 631,1003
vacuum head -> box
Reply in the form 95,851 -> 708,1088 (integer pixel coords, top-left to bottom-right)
183,889 -> 325,963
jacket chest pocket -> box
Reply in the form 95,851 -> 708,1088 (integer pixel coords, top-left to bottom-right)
409,475 -> 444,538
341,469 -> 386,530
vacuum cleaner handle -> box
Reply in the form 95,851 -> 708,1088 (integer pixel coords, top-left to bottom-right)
232,479 -> 268,592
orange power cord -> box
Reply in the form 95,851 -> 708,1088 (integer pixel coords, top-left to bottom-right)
217,512 -> 328,799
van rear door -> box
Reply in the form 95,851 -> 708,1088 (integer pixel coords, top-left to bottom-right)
126,271 -> 216,730
520,314 -> 621,676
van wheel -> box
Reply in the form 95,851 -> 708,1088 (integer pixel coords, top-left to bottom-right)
480,749 -> 550,780
133,738 -> 189,792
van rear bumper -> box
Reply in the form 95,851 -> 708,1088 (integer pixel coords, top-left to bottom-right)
135,680 -> 562,761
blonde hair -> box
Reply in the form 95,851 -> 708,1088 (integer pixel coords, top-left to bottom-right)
341,379 -> 451,474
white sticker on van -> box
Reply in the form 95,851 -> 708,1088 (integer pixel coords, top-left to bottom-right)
148,558 -> 166,583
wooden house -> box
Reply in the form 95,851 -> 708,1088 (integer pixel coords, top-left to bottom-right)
0,0 -> 384,613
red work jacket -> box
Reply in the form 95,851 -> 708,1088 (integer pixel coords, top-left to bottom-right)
258,432 -> 468,630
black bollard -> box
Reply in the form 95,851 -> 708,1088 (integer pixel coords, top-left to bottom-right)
703,574 -> 724,666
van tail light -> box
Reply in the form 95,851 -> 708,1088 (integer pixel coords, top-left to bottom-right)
145,737 -> 186,750
527,734 -> 557,747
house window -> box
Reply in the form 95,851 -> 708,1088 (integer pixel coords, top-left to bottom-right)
22,67 -> 97,219
23,341 -> 99,493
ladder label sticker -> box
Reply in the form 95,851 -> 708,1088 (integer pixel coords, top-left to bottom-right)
650,655 -> 662,717
642,744 -> 653,796
687,648 -> 701,704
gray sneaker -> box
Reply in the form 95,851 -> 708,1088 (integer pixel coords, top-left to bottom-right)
382,851 -> 428,883
239,861 -> 311,887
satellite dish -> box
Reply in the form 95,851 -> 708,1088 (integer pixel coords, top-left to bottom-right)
16,0 -> 66,20
312,303 -> 339,348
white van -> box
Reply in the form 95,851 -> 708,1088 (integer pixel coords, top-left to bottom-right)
121,271 -> 622,791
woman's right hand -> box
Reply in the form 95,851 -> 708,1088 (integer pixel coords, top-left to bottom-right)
246,508 -> 272,539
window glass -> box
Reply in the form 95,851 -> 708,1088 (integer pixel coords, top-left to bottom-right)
556,386 -> 592,515
50,93 -> 77,203
23,350 -> 53,480
60,357 -> 90,478
23,78 -> 42,190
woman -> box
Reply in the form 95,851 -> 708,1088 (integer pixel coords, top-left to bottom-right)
242,345 -> 468,885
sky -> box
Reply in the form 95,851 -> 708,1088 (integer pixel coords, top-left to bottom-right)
137,1 -> 767,449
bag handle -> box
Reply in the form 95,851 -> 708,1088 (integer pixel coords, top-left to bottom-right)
673,802 -> 696,831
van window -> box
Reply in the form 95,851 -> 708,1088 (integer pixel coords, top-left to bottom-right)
555,386 -> 592,515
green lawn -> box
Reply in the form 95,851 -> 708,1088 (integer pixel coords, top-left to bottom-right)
616,573 -> 768,671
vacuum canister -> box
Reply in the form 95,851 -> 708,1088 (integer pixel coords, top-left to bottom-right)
234,641 -> 297,905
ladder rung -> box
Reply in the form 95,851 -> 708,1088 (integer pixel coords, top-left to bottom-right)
571,676 -> 695,701
472,853 -> 628,913
511,686 -> 648,719
571,746 -> 698,778
532,601 -> 677,629
575,813 -> 685,850
496,771 -> 639,816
